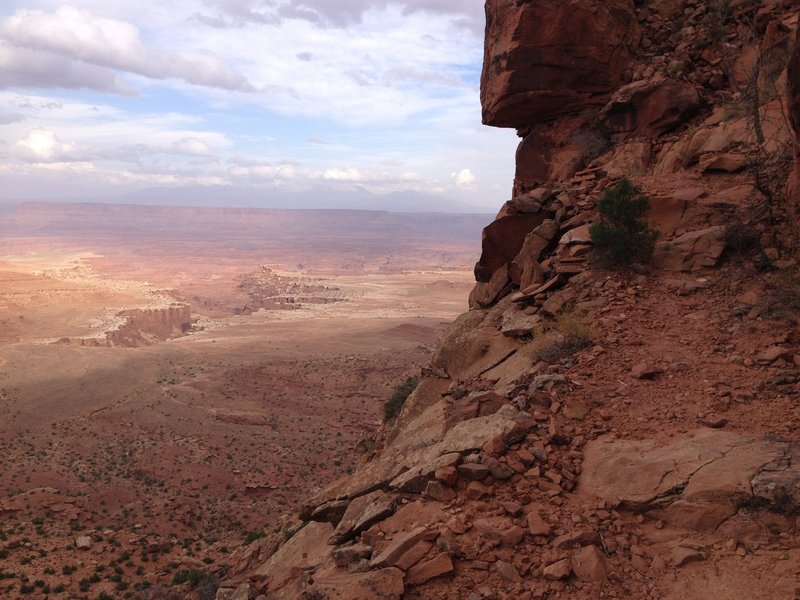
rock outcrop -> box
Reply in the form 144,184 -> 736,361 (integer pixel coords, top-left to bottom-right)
788,26 -> 800,219
107,304 -> 192,347
481,0 -> 640,127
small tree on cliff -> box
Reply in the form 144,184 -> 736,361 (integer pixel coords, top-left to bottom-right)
589,178 -> 658,267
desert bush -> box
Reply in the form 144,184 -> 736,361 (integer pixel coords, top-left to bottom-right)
383,377 -> 419,422
589,178 -> 658,267
723,222 -> 759,255
171,569 -> 215,589
243,531 -> 265,545
528,307 -> 595,363
758,272 -> 800,321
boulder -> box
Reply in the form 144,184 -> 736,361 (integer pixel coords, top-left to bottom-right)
369,527 -> 435,569
510,219 -> 559,290
601,78 -> 702,139
332,543 -> 373,568
495,560 -> 522,582
475,214 -> 546,283
653,226 -> 726,271
309,498 -> 350,525
405,553 -> 454,586
329,490 -> 395,545
481,0 -> 639,127
571,545 -> 608,582
543,558 -> 572,580
253,521 -> 333,592
75,536 -> 92,550
501,308 -> 542,338
469,265 -> 513,309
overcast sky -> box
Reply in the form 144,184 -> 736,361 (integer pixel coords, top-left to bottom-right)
0,1 -> 518,210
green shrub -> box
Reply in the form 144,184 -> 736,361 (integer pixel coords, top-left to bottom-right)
171,569 -> 214,588
589,177 -> 658,267
243,530 -> 265,545
383,377 -> 419,422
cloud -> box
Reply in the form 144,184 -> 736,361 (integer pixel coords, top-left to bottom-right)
284,0 -> 481,30
0,40 -> 137,95
451,168 -> 476,188
323,167 -> 363,181
0,6 -> 254,92
0,112 -> 25,124
195,0 -> 483,32
171,137 -> 213,156
14,128 -> 79,163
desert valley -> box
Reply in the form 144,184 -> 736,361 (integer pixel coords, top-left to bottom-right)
0,203 -> 485,597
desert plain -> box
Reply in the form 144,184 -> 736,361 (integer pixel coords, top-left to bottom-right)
0,202 -> 486,597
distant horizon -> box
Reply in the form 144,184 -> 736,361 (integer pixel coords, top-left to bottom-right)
0,183 -> 501,214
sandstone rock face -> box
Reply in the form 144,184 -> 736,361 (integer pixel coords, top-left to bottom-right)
601,78 -> 702,139
513,115 -> 606,189
475,214 -> 546,283
481,0 -> 639,127
580,430 -> 800,532
788,27 -> 800,209
653,226 -> 726,272
253,521 -> 333,591
107,304 -> 192,347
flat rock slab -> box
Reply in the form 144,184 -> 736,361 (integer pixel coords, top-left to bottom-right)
301,568 -> 405,600
580,430 -> 794,531
329,490 -> 395,545
253,521 -> 333,592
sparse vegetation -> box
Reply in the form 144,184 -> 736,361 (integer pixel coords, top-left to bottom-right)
589,178 -> 658,267
243,531 -> 266,545
723,222 -> 760,256
171,569 -> 215,588
757,272 -> 800,321
528,307 -> 595,363
382,376 -> 419,422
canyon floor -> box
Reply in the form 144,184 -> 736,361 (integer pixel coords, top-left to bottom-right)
0,204 -> 483,598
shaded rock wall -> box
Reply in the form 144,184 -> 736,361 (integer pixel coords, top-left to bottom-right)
788,26 -> 800,212
107,304 -> 191,347
481,0 -> 640,127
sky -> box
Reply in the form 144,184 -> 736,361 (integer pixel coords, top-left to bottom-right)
0,1 -> 519,211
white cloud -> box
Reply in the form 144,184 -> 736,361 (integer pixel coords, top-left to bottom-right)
14,128 -> 79,162
171,137 -> 213,156
0,6 -> 254,92
200,0 -> 483,32
451,168 -> 476,188
323,167 -> 363,181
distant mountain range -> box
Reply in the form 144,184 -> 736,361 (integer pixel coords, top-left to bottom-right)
0,185 -> 497,215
